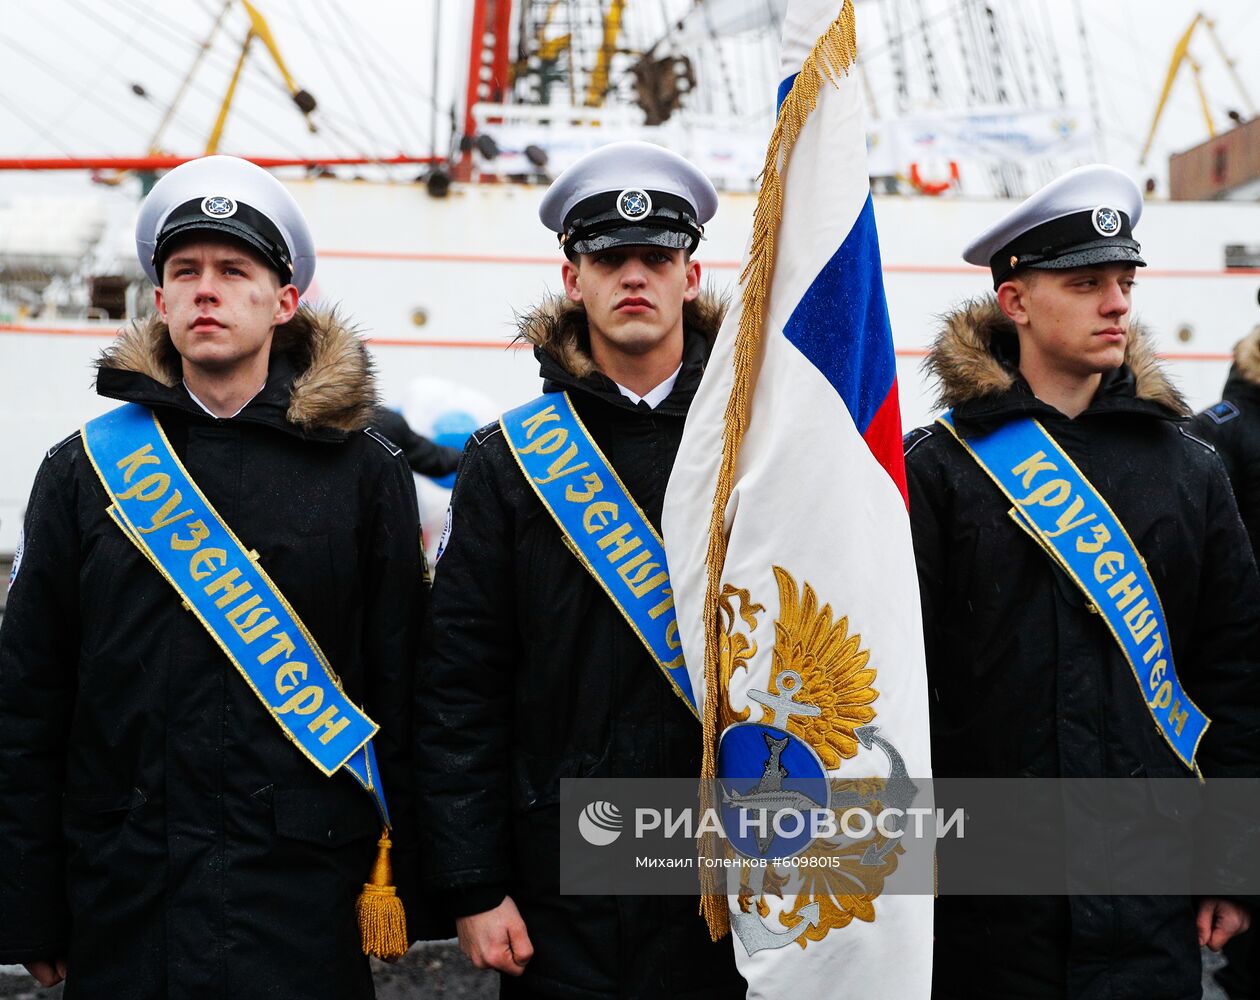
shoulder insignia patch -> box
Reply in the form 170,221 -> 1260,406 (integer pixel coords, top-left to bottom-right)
364,426 -> 402,457
47,430 -> 82,459
1178,426 -> 1215,453
1203,400 -> 1240,425
902,426 -> 933,457
435,506 -> 453,563
472,421 -> 503,446
8,526 -> 24,588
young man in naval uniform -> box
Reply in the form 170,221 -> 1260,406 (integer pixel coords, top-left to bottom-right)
416,141 -> 746,998
902,164 -> 1260,999
0,155 -> 428,999
1191,327 -> 1260,999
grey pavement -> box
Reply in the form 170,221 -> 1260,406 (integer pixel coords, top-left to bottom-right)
0,944 -> 1231,997
0,944 -> 496,999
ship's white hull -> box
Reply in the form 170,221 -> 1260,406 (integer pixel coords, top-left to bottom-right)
1,179 -> 1254,552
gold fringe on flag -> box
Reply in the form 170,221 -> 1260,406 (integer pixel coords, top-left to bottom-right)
697,0 -> 858,942
357,829 -> 410,960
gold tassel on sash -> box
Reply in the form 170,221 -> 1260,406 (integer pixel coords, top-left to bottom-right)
697,0 -> 858,942
356,829 -> 409,960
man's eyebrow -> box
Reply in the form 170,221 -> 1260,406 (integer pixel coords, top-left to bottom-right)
166,254 -> 255,266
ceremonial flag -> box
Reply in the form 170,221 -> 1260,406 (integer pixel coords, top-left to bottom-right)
662,0 -> 933,993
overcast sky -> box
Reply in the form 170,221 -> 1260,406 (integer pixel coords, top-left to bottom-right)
0,0 -> 1257,194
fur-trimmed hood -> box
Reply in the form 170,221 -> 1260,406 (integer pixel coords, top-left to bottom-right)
1231,325 -> 1260,389
925,295 -> 1190,417
513,289 -> 727,379
96,306 -> 377,433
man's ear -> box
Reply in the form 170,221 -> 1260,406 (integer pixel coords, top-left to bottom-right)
154,286 -> 167,321
996,278 -> 1032,328
561,259 -> 582,304
683,258 -> 701,302
274,284 -> 300,326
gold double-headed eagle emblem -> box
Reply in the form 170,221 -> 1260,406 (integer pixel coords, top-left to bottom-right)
717,567 -> 902,949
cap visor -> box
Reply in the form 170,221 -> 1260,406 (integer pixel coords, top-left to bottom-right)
155,219 -> 287,277
569,227 -> 693,255
1028,243 -> 1146,271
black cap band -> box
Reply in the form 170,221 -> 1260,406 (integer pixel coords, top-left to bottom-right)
153,197 -> 293,283
990,208 -> 1144,287
561,189 -> 703,257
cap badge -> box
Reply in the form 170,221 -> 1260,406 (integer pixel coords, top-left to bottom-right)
201,195 -> 238,219
1091,206 -> 1121,237
616,189 -> 652,221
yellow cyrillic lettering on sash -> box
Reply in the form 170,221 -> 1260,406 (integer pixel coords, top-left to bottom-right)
1106,571 -> 1142,611
171,519 -> 210,551
307,705 -> 352,745
135,490 -> 194,535
565,473 -> 604,504
119,472 -> 170,503
521,428 -> 566,456
258,631 -> 296,665
116,443 -> 160,483
276,685 -> 323,715
225,595 -> 279,644
1094,550 -> 1124,583
1168,700 -> 1189,737
1011,451 -> 1056,490
597,521 -> 641,563
1076,523 -> 1112,554
583,501 -> 619,534
1044,495 -> 1097,539
1151,681 -> 1173,711
189,547 -> 227,581
533,440 -> 590,485
1149,658 -> 1167,690
648,589 -> 675,620
617,551 -> 669,598
521,404 -> 560,436
1142,634 -> 1165,666
205,567 -> 252,610
1018,479 -> 1072,509
665,620 -> 682,651
1123,598 -> 1158,645
274,660 -> 308,695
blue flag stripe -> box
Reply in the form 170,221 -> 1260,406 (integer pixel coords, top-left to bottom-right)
781,194 -> 897,435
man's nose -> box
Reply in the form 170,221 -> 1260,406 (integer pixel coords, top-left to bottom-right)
620,260 -> 647,286
1101,279 -> 1129,317
194,271 -> 219,302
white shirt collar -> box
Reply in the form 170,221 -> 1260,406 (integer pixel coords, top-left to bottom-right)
614,363 -> 682,410
183,380 -> 266,420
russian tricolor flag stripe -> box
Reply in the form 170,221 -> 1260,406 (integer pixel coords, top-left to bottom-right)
774,72 -> 907,504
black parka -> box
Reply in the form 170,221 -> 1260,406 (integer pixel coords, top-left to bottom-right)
416,294 -> 746,999
0,310 -> 429,999
904,298 -> 1260,1000
1191,326 -> 1260,560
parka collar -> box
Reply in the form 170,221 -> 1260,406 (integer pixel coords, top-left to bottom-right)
94,306 -> 378,441
1224,325 -> 1260,404
514,289 -> 726,416
925,295 -> 1190,435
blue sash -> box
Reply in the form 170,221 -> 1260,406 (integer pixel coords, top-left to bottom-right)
500,393 -> 697,718
937,411 -> 1208,776
82,403 -> 391,824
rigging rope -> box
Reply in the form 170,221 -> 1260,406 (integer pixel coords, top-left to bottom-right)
317,0 -> 430,152
0,37 -> 167,148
